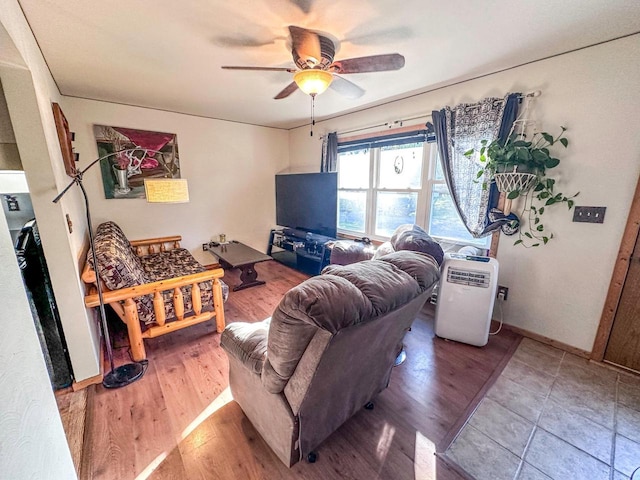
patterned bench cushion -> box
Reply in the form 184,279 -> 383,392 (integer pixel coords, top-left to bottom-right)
89,221 -> 148,290
138,249 -> 214,326
90,222 -> 227,329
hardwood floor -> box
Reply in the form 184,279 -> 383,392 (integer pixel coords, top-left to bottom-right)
77,260 -> 520,480
56,386 -> 88,476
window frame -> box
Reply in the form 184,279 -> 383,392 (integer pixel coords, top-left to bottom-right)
337,139 -> 491,249
337,144 -> 426,241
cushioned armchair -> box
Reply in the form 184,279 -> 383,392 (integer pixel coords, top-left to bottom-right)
82,221 -> 228,361
329,224 -> 444,267
373,224 -> 445,265
220,250 -> 440,466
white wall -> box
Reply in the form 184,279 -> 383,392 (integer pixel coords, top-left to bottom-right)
0,10 -> 76,475
0,82 -> 22,169
1,0 -> 100,381
0,180 -> 76,478
62,97 -> 289,261
0,170 -> 28,192
289,35 -> 640,352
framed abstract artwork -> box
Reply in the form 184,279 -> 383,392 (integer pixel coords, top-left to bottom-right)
93,125 -> 181,199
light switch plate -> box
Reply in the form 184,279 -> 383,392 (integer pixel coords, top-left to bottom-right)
573,206 -> 606,224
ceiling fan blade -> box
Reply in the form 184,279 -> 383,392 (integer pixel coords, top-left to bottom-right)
288,0 -> 314,14
274,82 -> 299,99
289,26 -> 321,66
214,35 -> 276,48
342,26 -> 413,46
330,54 -> 405,74
329,75 -> 365,99
221,66 -> 296,73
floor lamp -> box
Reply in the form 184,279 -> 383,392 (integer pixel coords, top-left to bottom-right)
53,148 -> 167,388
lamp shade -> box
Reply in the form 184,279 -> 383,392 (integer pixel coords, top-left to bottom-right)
144,178 -> 189,203
293,70 -> 333,96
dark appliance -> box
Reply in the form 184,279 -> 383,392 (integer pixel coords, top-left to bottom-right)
275,172 -> 338,238
15,219 -> 73,389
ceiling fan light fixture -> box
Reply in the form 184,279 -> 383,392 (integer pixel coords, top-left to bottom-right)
294,69 -> 333,96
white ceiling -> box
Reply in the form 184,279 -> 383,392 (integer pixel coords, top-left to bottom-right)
18,0 -> 640,129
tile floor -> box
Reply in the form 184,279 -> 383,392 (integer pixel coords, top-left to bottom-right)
445,338 -> 640,479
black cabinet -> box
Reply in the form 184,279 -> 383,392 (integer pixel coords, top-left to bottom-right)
15,220 -> 73,389
267,228 -> 333,275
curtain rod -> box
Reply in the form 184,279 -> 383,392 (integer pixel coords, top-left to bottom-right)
320,90 -> 541,140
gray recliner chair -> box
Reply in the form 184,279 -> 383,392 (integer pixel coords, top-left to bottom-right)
329,224 -> 444,267
220,250 -> 440,466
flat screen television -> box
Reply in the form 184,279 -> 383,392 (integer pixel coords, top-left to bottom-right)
275,172 -> 337,238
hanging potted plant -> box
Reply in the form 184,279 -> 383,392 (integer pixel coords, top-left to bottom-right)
465,126 -> 579,247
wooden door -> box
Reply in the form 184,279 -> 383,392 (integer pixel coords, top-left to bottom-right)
604,228 -> 640,371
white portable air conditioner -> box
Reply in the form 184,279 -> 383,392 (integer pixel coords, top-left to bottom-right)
434,253 -> 499,347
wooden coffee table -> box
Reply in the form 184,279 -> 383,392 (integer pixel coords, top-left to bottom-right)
206,241 -> 271,291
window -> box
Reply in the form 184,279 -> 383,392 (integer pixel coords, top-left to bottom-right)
337,138 -> 490,248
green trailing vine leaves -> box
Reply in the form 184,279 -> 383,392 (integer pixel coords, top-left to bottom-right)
464,126 -> 579,247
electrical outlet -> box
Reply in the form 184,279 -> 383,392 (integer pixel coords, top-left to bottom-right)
497,285 -> 509,301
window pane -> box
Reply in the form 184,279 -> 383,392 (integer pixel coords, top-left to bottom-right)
434,152 -> 445,180
429,184 -> 487,245
379,144 -> 423,189
375,191 -> 417,237
338,150 -> 370,189
338,190 -> 367,233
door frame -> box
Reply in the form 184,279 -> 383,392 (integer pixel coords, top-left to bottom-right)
592,173 -> 640,361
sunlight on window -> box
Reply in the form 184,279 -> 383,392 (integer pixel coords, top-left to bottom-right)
414,431 -> 437,479
429,184 -> 488,247
338,190 -> 367,233
375,191 -> 417,237
338,149 -> 369,189
337,141 -> 488,245
379,144 -> 423,189
376,423 -> 396,461
434,153 -> 445,181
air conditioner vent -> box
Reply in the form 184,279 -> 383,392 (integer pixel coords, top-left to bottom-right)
446,267 -> 490,288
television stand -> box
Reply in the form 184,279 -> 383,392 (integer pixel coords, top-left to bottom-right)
267,228 -> 334,275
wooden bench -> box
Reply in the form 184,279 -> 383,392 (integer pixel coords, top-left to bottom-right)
82,224 -> 226,361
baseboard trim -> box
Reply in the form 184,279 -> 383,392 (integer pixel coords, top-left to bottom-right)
71,340 -> 104,391
72,373 -> 102,391
603,359 -> 640,376
501,323 -> 591,358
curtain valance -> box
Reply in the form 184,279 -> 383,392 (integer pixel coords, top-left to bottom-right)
337,129 -> 435,153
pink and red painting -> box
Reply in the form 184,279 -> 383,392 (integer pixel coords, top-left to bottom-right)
94,125 -> 181,199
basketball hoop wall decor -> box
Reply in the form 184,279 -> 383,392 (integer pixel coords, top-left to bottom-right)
465,126 -> 579,247
493,168 -> 537,215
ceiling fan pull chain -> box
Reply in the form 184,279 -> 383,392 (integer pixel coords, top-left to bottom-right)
310,93 -> 316,137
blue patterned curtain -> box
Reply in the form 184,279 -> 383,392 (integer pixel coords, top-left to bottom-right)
432,93 -> 520,237
321,132 -> 338,172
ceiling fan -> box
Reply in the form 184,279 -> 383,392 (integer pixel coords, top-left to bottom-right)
221,26 -> 405,100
